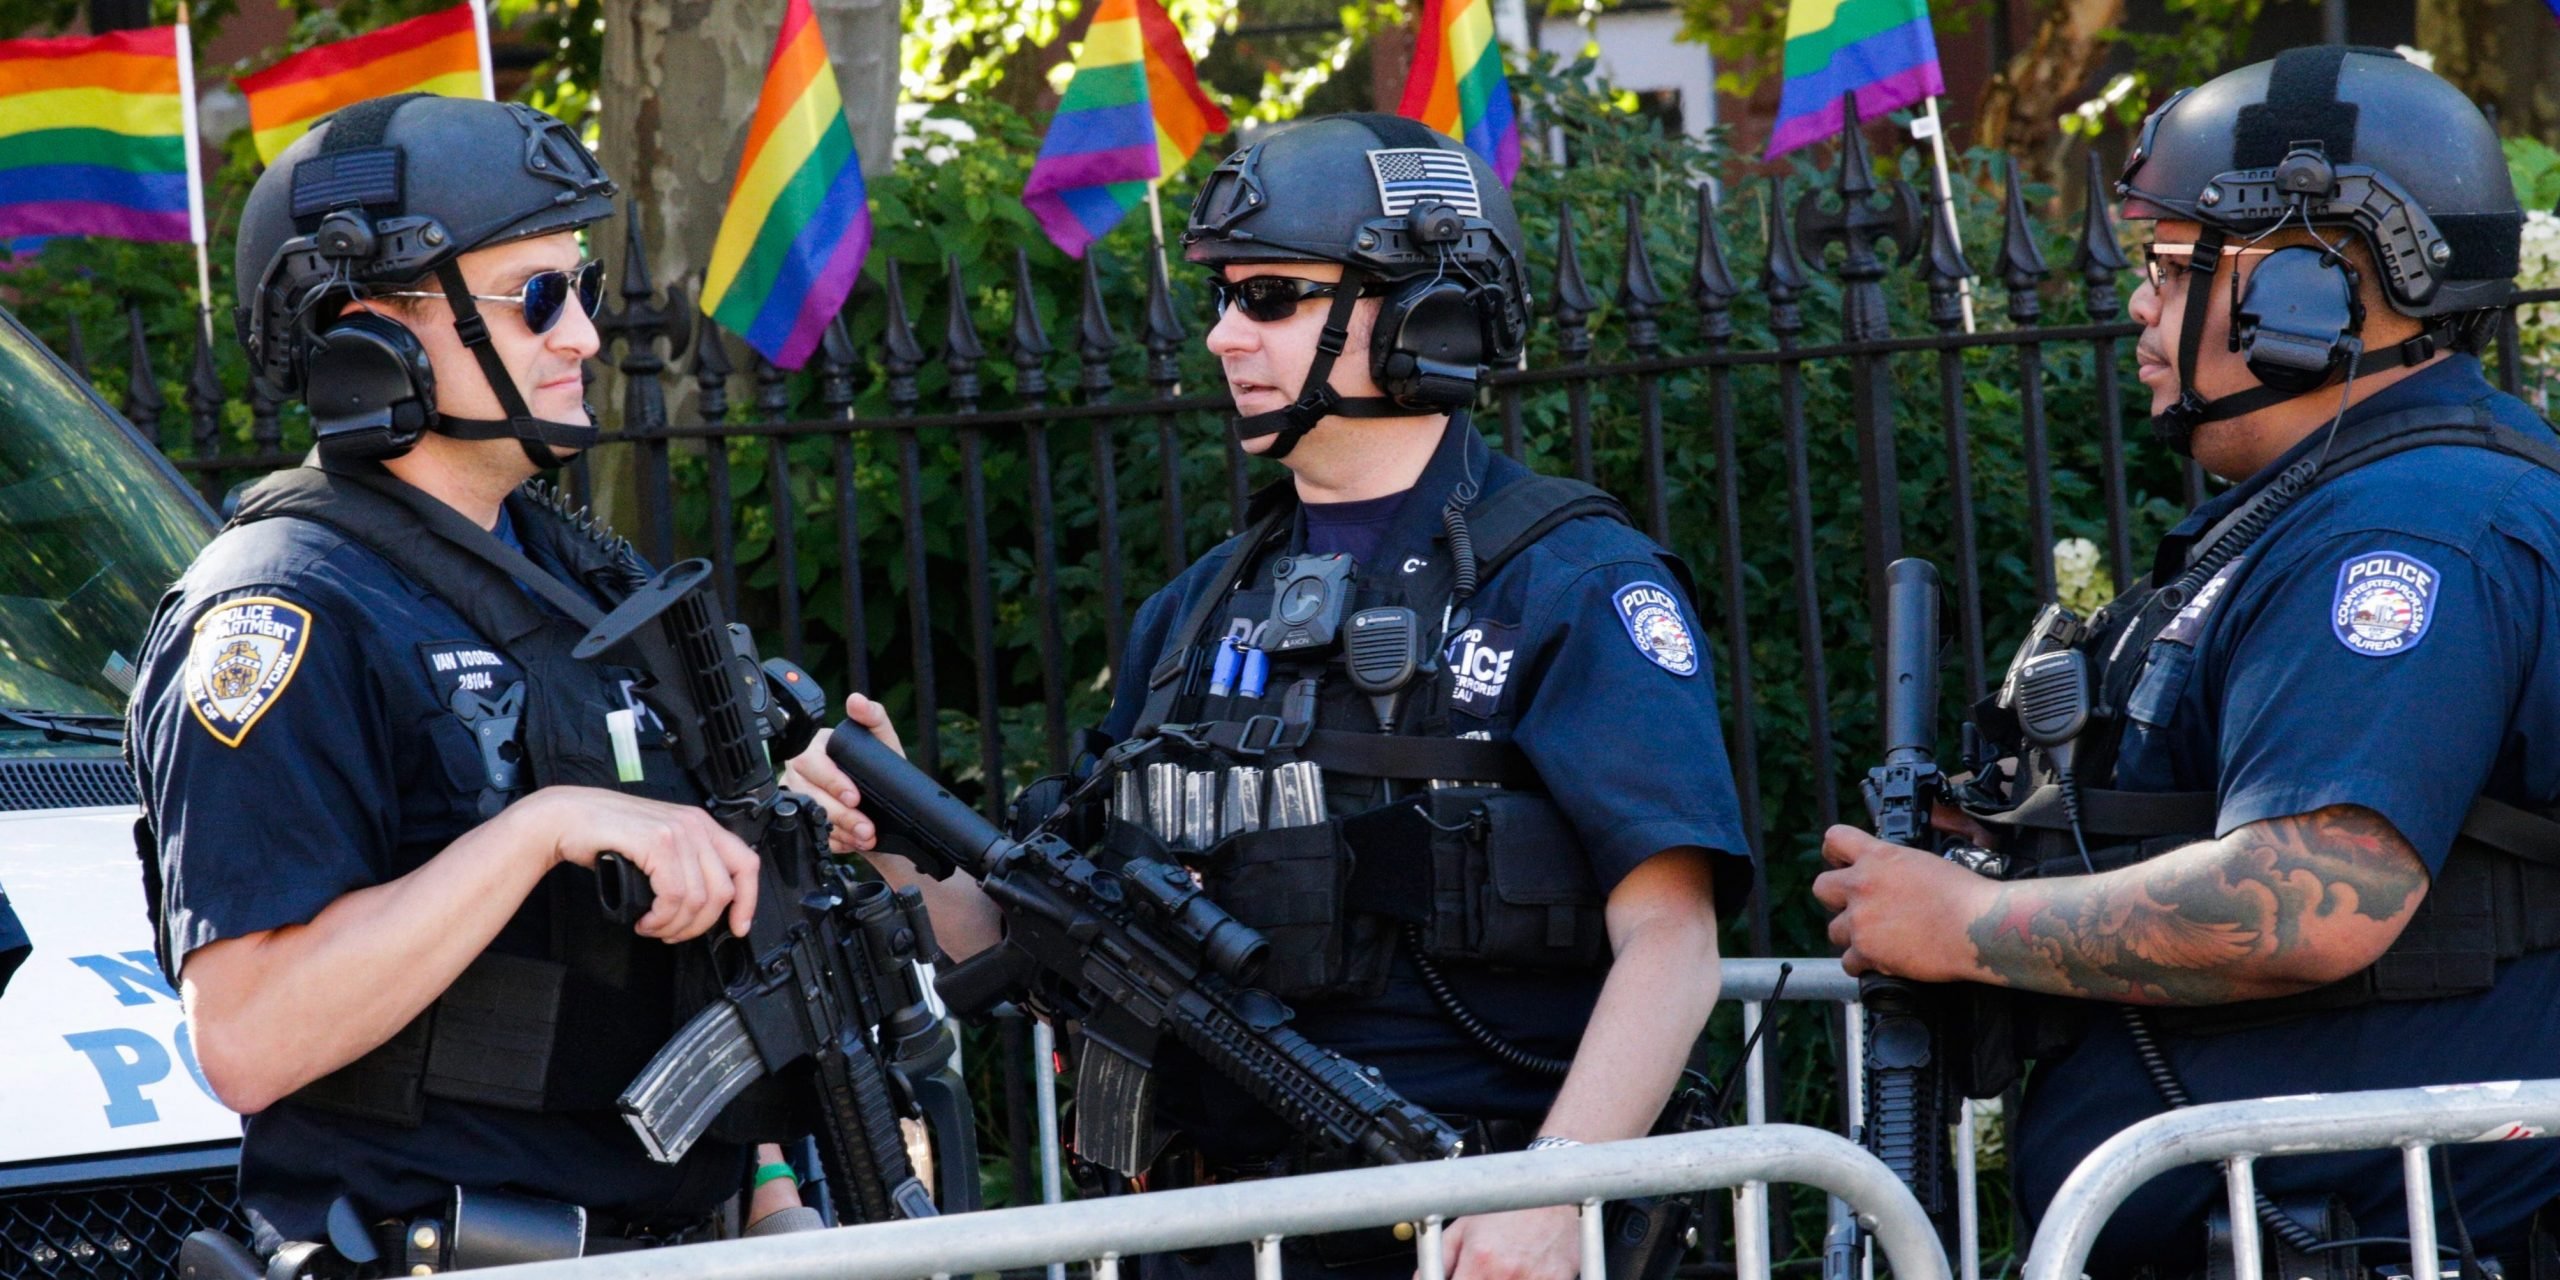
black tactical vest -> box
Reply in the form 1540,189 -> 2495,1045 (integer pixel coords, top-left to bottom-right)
1967,404 -> 2560,1047
138,462 -> 714,1125
1108,472 -> 1693,1005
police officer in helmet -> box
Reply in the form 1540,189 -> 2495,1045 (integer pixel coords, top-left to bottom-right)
1817,47 -> 2560,1273
788,114 -> 1752,1280
131,94 -> 811,1269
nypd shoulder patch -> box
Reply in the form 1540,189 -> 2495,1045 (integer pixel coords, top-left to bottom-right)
1612,580 -> 1699,676
2331,551 -> 2438,658
184,597 -> 313,747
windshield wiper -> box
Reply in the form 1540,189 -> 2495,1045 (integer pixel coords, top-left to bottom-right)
0,707 -> 124,745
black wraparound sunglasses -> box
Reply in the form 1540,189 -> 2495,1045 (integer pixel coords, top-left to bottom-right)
1210,275 -> 1369,323
384,259 -> 606,335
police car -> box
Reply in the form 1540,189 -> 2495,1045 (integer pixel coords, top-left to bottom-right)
0,304 -> 243,1276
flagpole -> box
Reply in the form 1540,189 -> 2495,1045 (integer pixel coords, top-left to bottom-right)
174,2 -> 215,346
469,0 -> 497,100
1144,179 -> 1171,280
1915,95 -> 1975,333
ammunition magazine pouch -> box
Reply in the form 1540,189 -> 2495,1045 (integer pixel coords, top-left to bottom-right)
1105,782 -> 1608,1003
289,949 -> 675,1126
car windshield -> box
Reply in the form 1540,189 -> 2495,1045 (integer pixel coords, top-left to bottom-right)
0,312 -> 209,730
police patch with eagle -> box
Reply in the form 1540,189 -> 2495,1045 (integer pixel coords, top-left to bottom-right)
2331,551 -> 2438,657
1612,581 -> 1698,676
183,597 -> 312,746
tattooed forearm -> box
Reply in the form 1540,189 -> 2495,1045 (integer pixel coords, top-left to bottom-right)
1963,805 -> 2428,1005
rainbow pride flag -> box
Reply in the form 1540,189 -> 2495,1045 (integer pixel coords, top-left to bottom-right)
1767,0 -> 1945,159
238,3 -> 489,165
700,0 -> 872,370
1397,0 -> 1520,185
1021,0 -> 1228,259
0,25 -> 200,245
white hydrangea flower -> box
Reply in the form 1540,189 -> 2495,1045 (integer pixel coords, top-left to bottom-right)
2052,537 -> 2115,617
893,101 -> 979,167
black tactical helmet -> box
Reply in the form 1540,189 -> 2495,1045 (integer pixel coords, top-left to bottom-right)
1184,114 -> 1531,458
2116,47 -> 2524,452
235,93 -> 617,465
2119,45 -> 2521,319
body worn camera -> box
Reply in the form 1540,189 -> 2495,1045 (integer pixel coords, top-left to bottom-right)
1262,553 -> 1357,656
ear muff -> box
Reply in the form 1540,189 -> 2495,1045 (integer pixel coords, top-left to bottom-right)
2233,244 -> 2366,395
1371,277 -> 1487,409
304,311 -> 437,463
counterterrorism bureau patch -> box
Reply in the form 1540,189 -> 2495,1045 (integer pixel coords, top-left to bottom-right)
1613,581 -> 1698,676
184,597 -> 312,746
2331,551 -> 2438,657
1445,619 -> 1522,717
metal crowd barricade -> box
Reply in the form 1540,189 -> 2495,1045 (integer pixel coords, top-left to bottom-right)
2023,1078 -> 2560,1280
466,1125 -> 1952,1280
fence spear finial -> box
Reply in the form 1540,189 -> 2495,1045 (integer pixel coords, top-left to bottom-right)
694,320 -> 734,422
1693,184 -> 1740,342
1011,247 -> 1054,400
1760,179 -> 1809,338
1618,191 -> 1665,355
882,257 -> 927,414
1923,163 -> 1976,333
1552,204 -> 1595,362
817,315 -> 857,418
1077,251 -> 1121,398
945,255 -> 985,411
1999,157 -> 2051,324
2070,149 -> 2131,322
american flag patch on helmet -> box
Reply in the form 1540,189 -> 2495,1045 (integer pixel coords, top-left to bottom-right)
1367,148 -> 1482,216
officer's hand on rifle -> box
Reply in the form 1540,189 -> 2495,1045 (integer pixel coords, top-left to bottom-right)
779,693 -> 1006,960
528,786 -> 760,942
782,691 -> 904,856
1813,825 -> 2000,982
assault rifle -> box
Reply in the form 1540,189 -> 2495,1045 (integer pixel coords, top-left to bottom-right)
1830,558 -> 1962,1276
823,723 -> 1466,1176
572,559 -> 978,1223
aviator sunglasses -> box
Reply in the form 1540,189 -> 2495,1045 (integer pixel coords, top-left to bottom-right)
1211,275 -> 1372,323
384,260 -> 607,335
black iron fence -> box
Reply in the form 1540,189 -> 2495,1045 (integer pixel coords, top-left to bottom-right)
52,126 -> 2560,1232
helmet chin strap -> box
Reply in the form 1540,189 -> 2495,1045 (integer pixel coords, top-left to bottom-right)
2150,227 -> 2447,457
428,260 -> 600,469
1228,269 -> 1407,461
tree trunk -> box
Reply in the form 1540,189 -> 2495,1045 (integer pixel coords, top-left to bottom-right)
2419,0 -> 2560,161
1973,0 -> 2122,176
586,0 -> 898,528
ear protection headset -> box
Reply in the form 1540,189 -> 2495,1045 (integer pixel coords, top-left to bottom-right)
2231,243 -> 2365,395
1369,200 -> 1498,409
305,310 -> 438,462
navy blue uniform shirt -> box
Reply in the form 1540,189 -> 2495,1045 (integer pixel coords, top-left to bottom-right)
1102,418 -> 1751,1155
128,507 -> 742,1243
2013,356 -> 2560,1266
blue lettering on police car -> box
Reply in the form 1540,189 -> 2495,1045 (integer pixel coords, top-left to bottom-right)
1613,581 -> 1698,676
184,596 -> 312,746
69,951 -> 177,1007
1445,620 -> 1520,715
63,1028 -> 173,1127
2332,551 -> 2439,657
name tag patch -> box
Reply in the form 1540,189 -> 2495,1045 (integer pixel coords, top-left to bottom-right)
1445,620 -> 1520,717
2332,551 -> 2438,657
183,597 -> 312,747
1613,581 -> 1698,676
